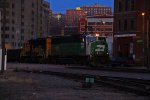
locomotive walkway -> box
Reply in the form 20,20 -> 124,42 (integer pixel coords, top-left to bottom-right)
7,63 -> 150,81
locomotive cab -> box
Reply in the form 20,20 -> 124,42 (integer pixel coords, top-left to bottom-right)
85,35 -> 109,67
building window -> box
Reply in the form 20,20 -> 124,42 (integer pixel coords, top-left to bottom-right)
118,20 -> 121,31
1,27 -> 9,31
131,0 -> 135,11
124,0 -> 128,11
6,19 -> 10,23
105,22 -> 113,25
118,1 -> 122,12
12,19 -> 15,24
87,27 -> 93,31
12,35 -> 14,39
21,22 -> 24,26
5,34 -> 9,39
31,24 -> 34,28
32,3 -> 35,8
21,7 -> 24,12
12,3 -> 15,8
31,18 -> 34,22
88,22 -> 95,25
124,19 -> 128,31
31,10 -> 34,15
105,28 -> 112,31
21,0 -> 24,4
130,19 -> 135,30
21,29 -> 24,33
21,36 -> 24,40
12,27 -> 15,31
12,11 -> 15,16
21,15 -> 24,19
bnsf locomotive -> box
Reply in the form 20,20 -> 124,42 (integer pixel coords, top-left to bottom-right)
19,34 -> 109,66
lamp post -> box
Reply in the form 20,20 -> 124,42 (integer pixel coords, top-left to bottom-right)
142,12 -> 145,67
142,12 -> 150,68
146,20 -> 149,68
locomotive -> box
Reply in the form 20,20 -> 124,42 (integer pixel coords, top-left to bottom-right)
19,34 -> 109,66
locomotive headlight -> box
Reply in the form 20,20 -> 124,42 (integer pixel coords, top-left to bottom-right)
95,34 -> 99,37
82,38 -> 84,42
95,34 -> 99,40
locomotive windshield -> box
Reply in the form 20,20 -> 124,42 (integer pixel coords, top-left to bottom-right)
86,35 -> 97,44
98,37 -> 106,42
86,35 -> 106,44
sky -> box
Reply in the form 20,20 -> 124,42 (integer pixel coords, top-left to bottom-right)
48,0 -> 114,13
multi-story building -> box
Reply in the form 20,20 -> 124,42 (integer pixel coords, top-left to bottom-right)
65,7 -> 86,35
80,4 -> 112,16
79,15 -> 113,36
0,0 -> 50,49
42,1 -> 51,37
50,13 -> 65,36
114,0 -> 150,65
65,7 -> 86,27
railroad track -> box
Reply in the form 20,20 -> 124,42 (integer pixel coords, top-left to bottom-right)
19,69 -> 150,96
96,76 -> 150,95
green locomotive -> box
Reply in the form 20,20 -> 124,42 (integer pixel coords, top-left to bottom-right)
20,34 -> 109,66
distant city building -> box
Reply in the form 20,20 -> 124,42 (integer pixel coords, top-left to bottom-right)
65,8 -> 86,27
65,4 -> 112,35
64,8 -> 86,35
114,0 -> 150,65
80,4 -> 112,16
50,13 -> 65,36
79,15 -> 113,37
0,0 -> 51,49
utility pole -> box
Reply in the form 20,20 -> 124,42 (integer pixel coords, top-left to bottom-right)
146,20 -> 149,69
142,12 -> 145,67
0,1 -> 6,74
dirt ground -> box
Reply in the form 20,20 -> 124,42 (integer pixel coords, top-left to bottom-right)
0,70 -> 149,100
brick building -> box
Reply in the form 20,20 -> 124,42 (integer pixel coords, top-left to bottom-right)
65,7 -> 86,35
80,4 -> 112,16
78,15 -> 113,36
114,0 -> 150,65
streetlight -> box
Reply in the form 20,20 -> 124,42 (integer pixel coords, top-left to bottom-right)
142,13 -> 145,34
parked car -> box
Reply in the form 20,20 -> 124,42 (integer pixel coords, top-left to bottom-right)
110,57 -> 132,67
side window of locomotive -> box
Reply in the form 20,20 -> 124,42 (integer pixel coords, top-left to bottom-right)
79,37 -> 85,43
86,36 -> 97,44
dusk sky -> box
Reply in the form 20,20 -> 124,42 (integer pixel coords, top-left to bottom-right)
48,0 -> 114,13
